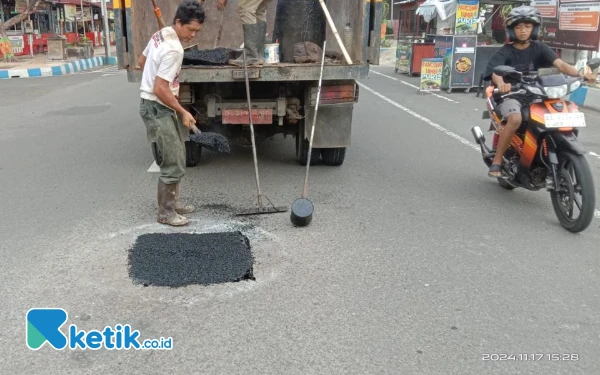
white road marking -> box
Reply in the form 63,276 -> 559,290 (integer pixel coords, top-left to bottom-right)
589,151 -> 600,160
357,82 -> 478,151
77,66 -> 122,75
358,82 -> 600,221
148,161 -> 160,172
369,70 -> 460,103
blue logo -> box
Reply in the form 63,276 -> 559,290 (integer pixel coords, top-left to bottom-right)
26,308 -> 172,350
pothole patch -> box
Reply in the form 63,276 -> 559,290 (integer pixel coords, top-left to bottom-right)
127,231 -> 255,288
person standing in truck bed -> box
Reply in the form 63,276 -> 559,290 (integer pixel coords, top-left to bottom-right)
216,0 -> 272,66
137,1 -> 205,226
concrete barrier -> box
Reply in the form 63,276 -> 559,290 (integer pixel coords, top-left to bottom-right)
0,56 -> 118,79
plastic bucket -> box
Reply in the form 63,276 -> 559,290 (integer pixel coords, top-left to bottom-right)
264,43 -> 280,64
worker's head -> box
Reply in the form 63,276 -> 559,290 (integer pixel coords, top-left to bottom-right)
504,6 -> 542,44
173,1 -> 205,42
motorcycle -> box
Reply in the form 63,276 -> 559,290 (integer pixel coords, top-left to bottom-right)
471,58 -> 600,233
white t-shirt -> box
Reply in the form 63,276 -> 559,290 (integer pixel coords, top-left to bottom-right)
140,27 -> 184,107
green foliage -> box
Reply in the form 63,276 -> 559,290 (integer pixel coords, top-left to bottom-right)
382,0 -> 390,22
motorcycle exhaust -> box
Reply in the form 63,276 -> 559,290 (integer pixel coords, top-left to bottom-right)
471,126 -> 485,145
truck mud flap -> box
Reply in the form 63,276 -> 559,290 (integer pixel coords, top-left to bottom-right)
303,89 -> 353,148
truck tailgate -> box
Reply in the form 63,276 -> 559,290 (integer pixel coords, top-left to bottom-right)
116,0 -> 382,81
127,63 -> 369,83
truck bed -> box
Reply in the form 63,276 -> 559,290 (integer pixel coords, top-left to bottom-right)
126,62 -> 369,83
116,0 -> 382,83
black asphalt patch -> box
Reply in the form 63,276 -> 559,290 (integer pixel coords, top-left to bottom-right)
183,48 -> 240,65
127,232 -> 254,288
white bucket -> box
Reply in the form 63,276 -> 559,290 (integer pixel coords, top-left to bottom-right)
264,43 -> 280,64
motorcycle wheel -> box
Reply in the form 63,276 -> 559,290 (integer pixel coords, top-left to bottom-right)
550,152 -> 596,233
497,178 -> 515,190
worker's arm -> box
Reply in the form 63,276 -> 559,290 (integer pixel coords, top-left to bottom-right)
138,54 -> 147,69
139,40 -> 151,69
153,78 -> 196,128
153,78 -> 186,116
152,51 -> 196,128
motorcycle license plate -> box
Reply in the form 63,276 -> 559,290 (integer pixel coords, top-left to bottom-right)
544,112 -> 586,128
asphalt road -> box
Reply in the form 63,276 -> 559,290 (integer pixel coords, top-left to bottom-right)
1,63 -> 600,375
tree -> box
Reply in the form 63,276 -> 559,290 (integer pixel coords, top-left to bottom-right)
0,0 -> 42,62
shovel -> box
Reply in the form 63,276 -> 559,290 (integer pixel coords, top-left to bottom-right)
190,125 -> 231,154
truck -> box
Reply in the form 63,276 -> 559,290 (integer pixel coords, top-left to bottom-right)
114,0 -> 384,167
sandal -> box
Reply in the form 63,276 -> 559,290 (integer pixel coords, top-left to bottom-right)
488,164 -> 502,178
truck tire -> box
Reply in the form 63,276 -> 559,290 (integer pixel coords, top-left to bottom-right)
296,122 -> 320,166
321,148 -> 346,166
185,141 -> 202,167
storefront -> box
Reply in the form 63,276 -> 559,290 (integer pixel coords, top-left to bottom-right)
394,0 -> 437,76
408,0 -> 529,93
0,0 -> 114,58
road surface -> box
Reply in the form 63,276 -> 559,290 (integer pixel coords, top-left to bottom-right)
1,64 -> 600,375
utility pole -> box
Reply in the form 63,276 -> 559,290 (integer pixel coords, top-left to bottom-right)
100,0 -> 110,61
80,0 -> 86,35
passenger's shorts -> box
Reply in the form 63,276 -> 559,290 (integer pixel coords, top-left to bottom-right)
496,99 -> 522,121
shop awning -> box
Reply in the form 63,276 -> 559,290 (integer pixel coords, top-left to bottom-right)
48,0 -> 113,9
416,0 -> 457,22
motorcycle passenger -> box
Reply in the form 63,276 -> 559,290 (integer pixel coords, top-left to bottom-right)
483,6 -> 597,178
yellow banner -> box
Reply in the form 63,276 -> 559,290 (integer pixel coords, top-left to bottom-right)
455,0 -> 480,35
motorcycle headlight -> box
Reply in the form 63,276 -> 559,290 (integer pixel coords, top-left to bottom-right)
544,85 -> 568,99
569,80 -> 581,93
528,87 -> 545,96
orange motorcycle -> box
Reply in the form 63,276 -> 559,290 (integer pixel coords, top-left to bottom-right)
471,58 -> 600,233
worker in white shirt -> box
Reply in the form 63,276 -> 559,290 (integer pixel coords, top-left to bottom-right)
137,1 -> 205,226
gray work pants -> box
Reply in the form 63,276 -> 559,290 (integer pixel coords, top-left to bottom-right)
238,0 -> 273,24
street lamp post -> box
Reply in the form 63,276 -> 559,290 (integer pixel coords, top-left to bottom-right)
80,0 -> 86,35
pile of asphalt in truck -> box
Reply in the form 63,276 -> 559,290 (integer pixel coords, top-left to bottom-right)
183,0 -> 327,66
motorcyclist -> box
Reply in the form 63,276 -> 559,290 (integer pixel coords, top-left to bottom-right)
483,6 -> 596,178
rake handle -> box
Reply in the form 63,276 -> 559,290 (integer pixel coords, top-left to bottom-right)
317,0 -> 352,65
302,40 -> 327,198
151,0 -> 166,29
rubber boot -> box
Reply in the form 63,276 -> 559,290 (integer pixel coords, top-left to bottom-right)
256,21 -> 267,65
229,23 -> 261,66
157,180 -> 189,226
175,182 -> 196,214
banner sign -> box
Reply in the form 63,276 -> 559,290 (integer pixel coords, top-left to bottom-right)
536,0 -> 599,50
455,0 -> 480,35
420,58 -> 443,92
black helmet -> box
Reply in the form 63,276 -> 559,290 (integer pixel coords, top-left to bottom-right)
504,6 -> 542,42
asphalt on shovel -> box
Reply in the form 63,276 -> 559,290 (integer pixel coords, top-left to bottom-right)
290,40 -> 327,227
189,125 -> 231,154
236,47 -> 287,216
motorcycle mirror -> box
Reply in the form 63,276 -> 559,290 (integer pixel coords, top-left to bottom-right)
493,65 -> 517,76
587,58 -> 600,71
493,65 -> 522,81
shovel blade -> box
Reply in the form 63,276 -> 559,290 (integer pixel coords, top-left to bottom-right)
190,132 -> 231,154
